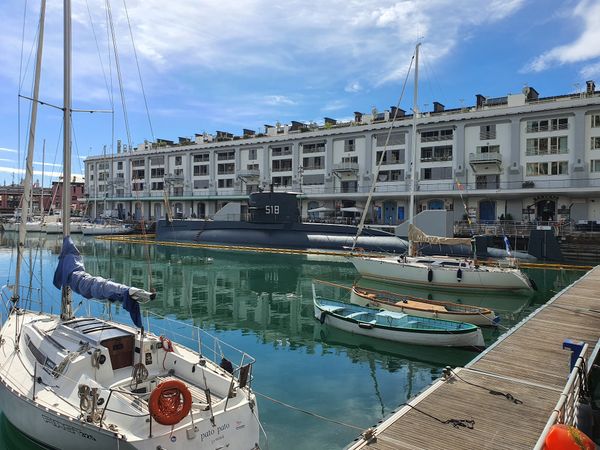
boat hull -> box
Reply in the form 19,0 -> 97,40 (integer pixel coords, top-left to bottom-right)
314,303 -> 484,347
351,256 -> 533,291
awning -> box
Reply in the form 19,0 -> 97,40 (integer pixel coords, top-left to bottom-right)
308,206 -> 335,213
340,207 -> 363,213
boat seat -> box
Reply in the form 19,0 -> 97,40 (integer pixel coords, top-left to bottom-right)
347,312 -> 369,319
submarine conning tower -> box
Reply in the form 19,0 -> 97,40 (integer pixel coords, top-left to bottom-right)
248,191 -> 301,224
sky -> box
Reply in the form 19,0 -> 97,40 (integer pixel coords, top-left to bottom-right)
1,0 -> 600,186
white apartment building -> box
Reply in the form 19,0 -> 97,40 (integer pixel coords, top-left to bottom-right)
84,81 -> 600,225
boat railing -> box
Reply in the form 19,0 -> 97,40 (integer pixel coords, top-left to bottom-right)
86,298 -> 256,382
0,284 -> 43,324
532,343 -> 589,449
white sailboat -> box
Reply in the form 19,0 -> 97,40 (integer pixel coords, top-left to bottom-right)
350,44 -> 534,292
0,3 -> 261,449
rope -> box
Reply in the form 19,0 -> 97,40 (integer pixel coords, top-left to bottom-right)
446,367 -> 523,404
404,403 -> 474,429
254,390 -> 364,431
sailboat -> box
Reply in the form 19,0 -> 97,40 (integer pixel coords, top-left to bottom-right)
0,2 -> 261,449
350,44 -> 534,292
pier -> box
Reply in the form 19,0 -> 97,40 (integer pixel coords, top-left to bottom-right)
348,266 -> 600,450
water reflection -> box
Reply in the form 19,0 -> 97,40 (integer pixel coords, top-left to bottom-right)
0,232 -> 587,450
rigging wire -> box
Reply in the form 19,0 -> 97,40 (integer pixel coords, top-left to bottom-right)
122,0 -> 155,142
351,50 -> 415,251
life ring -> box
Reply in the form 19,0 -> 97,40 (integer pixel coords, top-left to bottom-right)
160,336 -> 174,353
149,380 -> 192,426
544,423 -> 594,450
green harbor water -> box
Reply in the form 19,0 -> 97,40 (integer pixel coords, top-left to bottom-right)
0,233 -> 586,449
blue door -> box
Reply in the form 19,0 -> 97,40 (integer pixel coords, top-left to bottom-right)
428,199 -> 444,210
479,200 -> 496,222
383,201 -> 397,225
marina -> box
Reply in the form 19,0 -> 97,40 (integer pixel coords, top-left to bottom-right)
348,265 -> 600,450
0,232 -> 589,449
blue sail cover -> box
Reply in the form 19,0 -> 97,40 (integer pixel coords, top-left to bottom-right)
53,236 -> 143,327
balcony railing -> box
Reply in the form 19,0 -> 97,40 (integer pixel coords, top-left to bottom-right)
469,152 -> 502,163
84,177 -> 600,199
332,162 -> 359,172
237,168 -> 260,177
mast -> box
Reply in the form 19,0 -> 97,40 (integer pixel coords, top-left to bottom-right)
60,0 -> 73,320
41,139 -> 45,220
12,0 -> 46,306
408,42 -> 420,256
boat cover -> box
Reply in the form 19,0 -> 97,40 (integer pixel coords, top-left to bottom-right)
53,236 -> 153,327
408,224 -> 472,247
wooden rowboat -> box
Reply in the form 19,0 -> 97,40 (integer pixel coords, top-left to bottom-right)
351,285 -> 499,326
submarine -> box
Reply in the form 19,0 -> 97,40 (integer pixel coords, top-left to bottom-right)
155,191 -> 494,257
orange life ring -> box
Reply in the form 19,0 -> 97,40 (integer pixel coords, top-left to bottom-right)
160,336 -> 174,352
149,380 -> 192,426
544,424 -> 595,450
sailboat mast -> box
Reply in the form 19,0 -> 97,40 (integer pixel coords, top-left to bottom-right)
407,43 -> 420,257
13,0 -> 46,305
60,0 -> 73,320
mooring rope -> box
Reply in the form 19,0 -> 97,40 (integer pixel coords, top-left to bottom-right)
446,367 -> 523,404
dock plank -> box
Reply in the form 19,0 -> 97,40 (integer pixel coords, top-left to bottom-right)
348,266 -> 600,450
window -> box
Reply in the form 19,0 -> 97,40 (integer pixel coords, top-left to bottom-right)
302,142 -> 325,153
193,153 -> 209,162
194,179 -> 209,189
272,176 -> 292,186
480,124 -> 496,140
592,115 -> 600,128
527,120 -> 548,133
551,118 -> 568,131
150,156 -> 164,165
150,168 -> 164,178
344,139 -> 355,152
175,156 -> 182,165
420,145 -> 452,161
303,174 -> 324,185
194,165 -> 208,176
132,159 -> 144,167
271,146 -> 291,156
217,151 -> 235,161
302,156 -> 323,170
248,149 -> 258,160
527,137 -> 568,155
272,159 -> 292,172
526,161 -> 568,176
116,173 -> 124,179
132,169 -> 145,179
341,156 -> 358,164
377,170 -> 404,182
376,149 -> 404,165
151,182 -> 164,190
132,182 -> 144,191
174,168 -> 184,177
217,163 -> 235,175
217,178 -> 233,188
421,167 -> 452,180
477,145 -> 500,154
117,161 -> 123,170
247,164 -> 259,171
420,129 -> 452,142
591,160 -> 600,172
592,137 -> 600,150
376,133 -> 405,146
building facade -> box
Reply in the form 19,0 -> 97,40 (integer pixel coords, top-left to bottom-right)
84,81 -> 600,225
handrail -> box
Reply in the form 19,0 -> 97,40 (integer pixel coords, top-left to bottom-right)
533,343 -> 589,449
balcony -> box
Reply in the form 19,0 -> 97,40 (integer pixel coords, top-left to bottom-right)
332,162 -> 359,173
469,152 -> 502,173
237,168 -> 260,178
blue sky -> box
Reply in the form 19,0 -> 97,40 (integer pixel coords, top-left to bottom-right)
1,0 -> 600,186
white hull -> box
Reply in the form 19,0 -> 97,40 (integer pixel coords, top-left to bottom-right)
2,222 -> 43,232
314,304 -> 484,347
350,289 -> 497,326
0,312 -> 260,450
351,256 -> 533,291
81,224 -> 131,235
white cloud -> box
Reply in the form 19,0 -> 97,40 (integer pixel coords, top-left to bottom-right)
263,95 -> 296,106
0,147 -> 18,153
322,100 -> 347,112
581,61 -> 600,79
0,166 -> 80,178
524,0 -> 600,72
345,81 -> 362,93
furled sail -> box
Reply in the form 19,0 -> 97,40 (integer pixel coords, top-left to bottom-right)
408,224 -> 472,247
53,237 -> 154,327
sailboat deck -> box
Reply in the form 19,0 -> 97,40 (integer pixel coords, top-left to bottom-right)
347,265 -> 600,450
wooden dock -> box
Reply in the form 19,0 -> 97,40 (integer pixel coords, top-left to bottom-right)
348,266 -> 600,450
